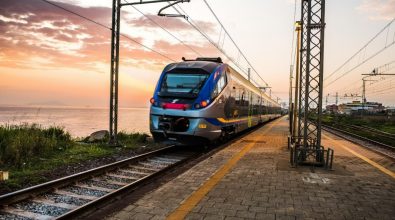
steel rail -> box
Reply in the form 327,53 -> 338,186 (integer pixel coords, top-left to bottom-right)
328,124 -> 395,145
0,117 -> 283,219
358,125 -> 395,139
0,145 -> 197,219
322,124 -> 395,160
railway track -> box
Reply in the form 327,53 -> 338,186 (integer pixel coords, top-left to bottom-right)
322,124 -> 395,159
339,124 -> 395,143
358,125 -> 395,139
0,145 -> 198,220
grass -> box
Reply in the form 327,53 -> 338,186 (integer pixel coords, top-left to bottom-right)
0,124 -> 72,168
2,144 -> 115,191
0,124 -> 151,193
322,114 -> 395,134
117,131 -> 149,148
321,114 -> 395,147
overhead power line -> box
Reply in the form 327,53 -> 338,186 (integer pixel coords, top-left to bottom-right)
170,5 -> 249,74
172,4 -> 282,100
336,59 -> 395,94
124,0 -> 202,57
324,18 -> 395,87
202,0 -> 269,87
39,0 -> 176,62
172,3 -> 282,100
369,59 -> 395,75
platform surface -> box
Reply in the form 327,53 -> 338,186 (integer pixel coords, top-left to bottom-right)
106,117 -> 395,220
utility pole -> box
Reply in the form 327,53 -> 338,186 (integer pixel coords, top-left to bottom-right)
292,21 -> 301,138
109,0 -> 190,145
325,94 -> 328,107
297,0 -> 326,148
325,92 -> 338,106
290,0 -> 334,168
361,76 -> 377,115
360,66 -> 395,116
289,64 -> 293,133
248,68 -> 251,81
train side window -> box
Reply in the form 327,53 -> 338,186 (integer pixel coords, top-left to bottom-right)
235,87 -> 241,104
211,72 -> 227,99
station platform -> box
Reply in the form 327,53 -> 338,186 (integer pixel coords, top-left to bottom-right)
105,117 -> 395,220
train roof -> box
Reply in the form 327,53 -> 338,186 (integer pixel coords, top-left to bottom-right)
164,60 -> 223,74
227,66 -> 280,107
163,57 -> 280,107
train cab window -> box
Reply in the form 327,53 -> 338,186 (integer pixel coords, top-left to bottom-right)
159,73 -> 209,98
211,72 -> 227,99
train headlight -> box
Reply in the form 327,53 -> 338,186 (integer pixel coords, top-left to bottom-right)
198,123 -> 207,129
150,97 -> 155,105
194,100 -> 209,109
200,100 -> 208,107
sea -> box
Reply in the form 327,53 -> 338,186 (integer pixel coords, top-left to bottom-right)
0,106 -> 150,137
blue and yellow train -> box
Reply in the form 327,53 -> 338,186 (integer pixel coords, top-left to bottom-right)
150,57 -> 281,145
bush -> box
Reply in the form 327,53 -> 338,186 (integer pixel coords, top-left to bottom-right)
117,131 -> 149,147
0,124 -> 72,168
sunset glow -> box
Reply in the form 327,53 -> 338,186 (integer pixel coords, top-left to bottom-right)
1,0 -> 394,107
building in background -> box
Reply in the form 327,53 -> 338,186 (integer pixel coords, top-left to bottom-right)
337,101 -> 385,115
325,104 -> 338,114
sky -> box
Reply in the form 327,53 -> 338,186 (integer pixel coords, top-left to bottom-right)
0,0 -> 394,108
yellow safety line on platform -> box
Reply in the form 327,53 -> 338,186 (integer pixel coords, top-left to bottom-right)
166,118 -> 282,220
323,134 -> 395,180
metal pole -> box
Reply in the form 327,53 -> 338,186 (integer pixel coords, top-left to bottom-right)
326,94 -> 328,107
109,0 -> 121,145
362,78 -> 366,104
108,0 -> 189,145
302,0 -> 312,149
297,0 -> 308,145
289,64 -> 293,133
316,0 -> 325,148
292,22 -> 301,139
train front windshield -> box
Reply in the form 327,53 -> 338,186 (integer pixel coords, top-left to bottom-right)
159,73 -> 209,98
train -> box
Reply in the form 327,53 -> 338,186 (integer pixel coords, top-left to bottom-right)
149,57 -> 282,145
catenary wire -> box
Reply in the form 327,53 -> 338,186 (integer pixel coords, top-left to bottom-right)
39,0 -> 176,62
202,0 -> 269,87
324,18 -> 395,81
172,3 -> 283,101
123,0 -> 202,57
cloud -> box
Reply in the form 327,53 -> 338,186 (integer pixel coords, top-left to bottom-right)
126,14 -> 216,34
357,0 -> 395,21
0,0 -> 219,74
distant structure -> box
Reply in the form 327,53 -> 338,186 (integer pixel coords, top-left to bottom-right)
336,101 -> 384,115
387,107 -> 395,116
325,104 -> 338,114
